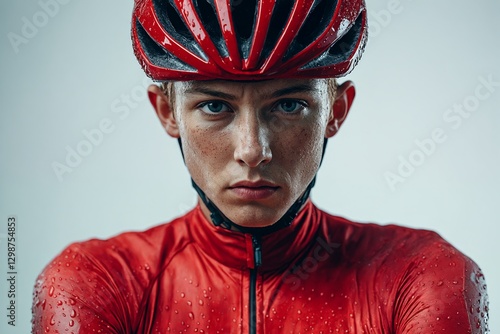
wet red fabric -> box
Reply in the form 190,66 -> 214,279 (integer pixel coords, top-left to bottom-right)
32,201 -> 488,333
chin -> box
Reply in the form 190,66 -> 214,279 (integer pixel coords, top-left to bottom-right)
226,205 -> 284,228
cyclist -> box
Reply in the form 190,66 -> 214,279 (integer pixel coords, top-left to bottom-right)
33,0 -> 488,332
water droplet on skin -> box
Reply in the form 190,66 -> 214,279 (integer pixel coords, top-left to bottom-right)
69,320 -> 74,327
187,301 -> 192,306
189,312 -> 194,319
69,298 -> 76,305
437,280 -> 444,286
57,300 -> 63,306
48,286 -> 55,297
199,299 -> 204,306
70,309 -> 77,318
49,315 -> 56,325
180,292 -> 185,298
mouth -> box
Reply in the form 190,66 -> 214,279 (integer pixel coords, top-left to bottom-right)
229,180 -> 279,200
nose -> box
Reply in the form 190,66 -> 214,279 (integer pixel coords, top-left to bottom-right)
233,112 -> 272,167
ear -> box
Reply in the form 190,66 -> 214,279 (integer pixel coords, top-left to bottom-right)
325,81 -> 356,138
148,84 -> 180,138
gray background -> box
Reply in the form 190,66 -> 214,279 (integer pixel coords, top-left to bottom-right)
1,0 -> 499,332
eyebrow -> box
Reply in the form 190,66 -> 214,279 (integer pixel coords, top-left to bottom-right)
184,83 -> 318,100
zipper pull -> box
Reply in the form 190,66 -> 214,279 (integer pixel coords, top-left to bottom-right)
252,235 -> 262,268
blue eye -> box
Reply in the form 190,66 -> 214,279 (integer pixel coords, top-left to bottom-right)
276,100 -> 305,113
199,101 -> 230,114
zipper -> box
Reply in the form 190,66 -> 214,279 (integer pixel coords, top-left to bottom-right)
249,235 -> 261,334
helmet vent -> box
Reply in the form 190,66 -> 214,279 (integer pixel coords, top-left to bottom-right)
193,0 -> 228,57
260,0 -> 294,63
136,19 -> 196,74
231,0 -> 257,58
284,0 -> 338,61
152,0 -> 207,60
327,12 -> 363,62
300,12 -> 364,70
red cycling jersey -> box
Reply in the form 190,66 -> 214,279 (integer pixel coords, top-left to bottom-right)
32,201 -> 488,333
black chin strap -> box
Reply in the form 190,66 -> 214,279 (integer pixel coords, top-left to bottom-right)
180,138 -> 328,236
191,176 -> 316,235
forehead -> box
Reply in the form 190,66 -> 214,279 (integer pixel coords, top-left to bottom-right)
173,78 -> 328,99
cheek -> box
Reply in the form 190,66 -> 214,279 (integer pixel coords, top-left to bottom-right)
280,122 -> 325,175
180,123 -> 231,180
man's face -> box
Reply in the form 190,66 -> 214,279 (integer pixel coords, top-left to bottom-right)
165,79 -> 336,227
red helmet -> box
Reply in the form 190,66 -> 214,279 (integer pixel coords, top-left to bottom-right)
132,0 -> 367,81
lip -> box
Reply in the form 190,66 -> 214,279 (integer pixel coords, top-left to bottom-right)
229,180 -> 279,200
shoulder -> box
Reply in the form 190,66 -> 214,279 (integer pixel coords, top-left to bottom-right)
32,210 -> 195,333
316,207 -> 489,332
35,209 -> 195,287
316,206 -> 444,260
